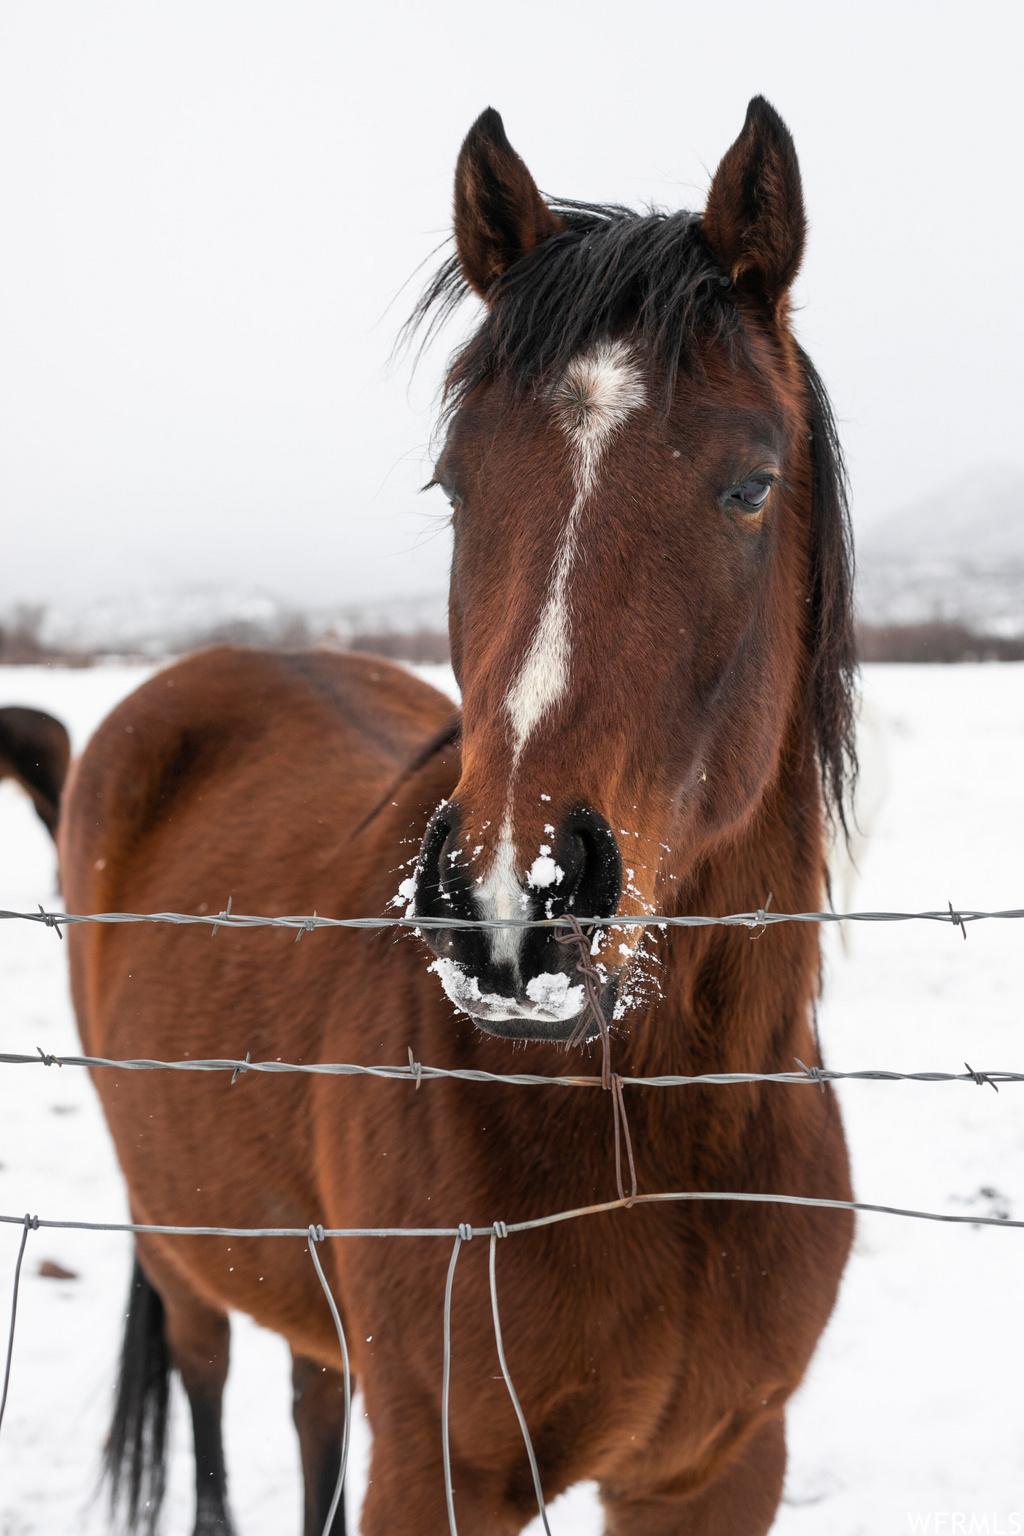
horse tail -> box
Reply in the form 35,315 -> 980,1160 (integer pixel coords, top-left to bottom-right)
0,706 -> 71,838
105,1258 -> 171,1535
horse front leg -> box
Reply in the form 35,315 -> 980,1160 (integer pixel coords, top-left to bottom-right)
291,1351 -> 350,1535
600,1415 -> 787,1536
359,1395 -> 523,1536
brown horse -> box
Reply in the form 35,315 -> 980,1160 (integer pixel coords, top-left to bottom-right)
0,705 -> 70,837
62,97 -> 856,1536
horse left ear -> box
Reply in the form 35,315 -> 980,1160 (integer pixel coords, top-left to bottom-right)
703,97 -> 805,308
454,108 -> 564,298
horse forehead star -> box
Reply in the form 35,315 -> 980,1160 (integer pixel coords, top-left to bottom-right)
555,338 -> 647,486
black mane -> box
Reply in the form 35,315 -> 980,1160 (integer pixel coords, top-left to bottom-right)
409,199 -> 857,824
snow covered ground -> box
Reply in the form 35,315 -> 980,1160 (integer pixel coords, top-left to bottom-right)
1,660 -> 1023,1535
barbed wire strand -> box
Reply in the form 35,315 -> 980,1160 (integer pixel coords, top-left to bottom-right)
488,1226 -> 551,1536
0,1215 -> 35,1444
5,1050 -> 1021,1093
307,1226 -> 351,1536
6,905 -> 1024,934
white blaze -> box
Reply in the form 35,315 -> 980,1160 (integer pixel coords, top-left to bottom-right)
504,339 -> 646,758
477,340 -> 644,967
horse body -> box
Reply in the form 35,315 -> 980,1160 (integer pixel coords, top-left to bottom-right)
62,98 -> 855,1535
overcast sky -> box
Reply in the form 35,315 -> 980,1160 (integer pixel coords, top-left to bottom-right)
0,1 -> 1021,613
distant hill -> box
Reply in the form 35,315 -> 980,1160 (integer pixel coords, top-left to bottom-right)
856,466 -> 1024,635
0,586 -> 450,662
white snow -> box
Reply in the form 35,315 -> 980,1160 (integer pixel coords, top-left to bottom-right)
526,848 -> 563,889
523,972 -> 584,1018
2,661 -> 1024,1533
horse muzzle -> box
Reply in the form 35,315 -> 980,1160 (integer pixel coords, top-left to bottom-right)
412,801 -> 623,1042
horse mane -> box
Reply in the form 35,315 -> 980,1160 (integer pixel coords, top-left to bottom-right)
408,199 -> 857,823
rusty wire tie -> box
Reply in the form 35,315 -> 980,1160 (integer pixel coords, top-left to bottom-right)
556,916 -> 637,1204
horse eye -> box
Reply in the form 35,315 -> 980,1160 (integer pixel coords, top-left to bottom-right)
438,483 -> 461,510
727,478 -> 773,512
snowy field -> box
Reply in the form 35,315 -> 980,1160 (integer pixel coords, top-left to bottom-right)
1,660 -> 1023,1535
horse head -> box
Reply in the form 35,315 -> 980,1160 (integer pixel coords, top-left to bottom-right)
412,99 -> 855,1041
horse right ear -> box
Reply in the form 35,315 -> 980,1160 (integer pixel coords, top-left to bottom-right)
703,96 -> 806,309
453,109 -> 564,299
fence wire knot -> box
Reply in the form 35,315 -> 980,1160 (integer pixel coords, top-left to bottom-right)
492,1220 -> 508,1240
965,1062 -> 998,1093
35,1047 -> 61,1068
457,1222 -> 474,1242
795,1057 -> 827,1093
308,1223 -> 326,1244
230,1051 -> 251,1085
22,1214 -> 39,1232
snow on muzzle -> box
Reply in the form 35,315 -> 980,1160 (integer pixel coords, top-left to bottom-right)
413,803 -> 623,1041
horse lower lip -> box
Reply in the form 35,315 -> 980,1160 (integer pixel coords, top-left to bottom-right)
470,1008 -> 598,1043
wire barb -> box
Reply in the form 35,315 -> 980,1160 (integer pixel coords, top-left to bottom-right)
295,911 -> 318,943
948,901 -> 967,940
36,904 -> 63,939
795,1057 -> 827,1093
210,895 -> 232,937
749,892 -> 773,938
408,1046 -> 423,1089
229,1051 -> 251,1086
964,1062 -> 998,1093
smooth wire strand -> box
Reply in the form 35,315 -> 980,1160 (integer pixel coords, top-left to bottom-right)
442,1228 -> 469,1536
307,1228 -> 352,1536
3,1187 -> 1024,1239
0,1216 -> 34,1443
488,1228 -> 552,1536
4,1051 -> 1023,1092
6,905 -> 1024,934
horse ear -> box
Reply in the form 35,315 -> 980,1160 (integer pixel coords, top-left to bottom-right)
454,108 -> 564,298
703,97 -> 805,308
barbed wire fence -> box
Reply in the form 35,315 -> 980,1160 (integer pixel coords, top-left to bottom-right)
2,901 -> 1023,1535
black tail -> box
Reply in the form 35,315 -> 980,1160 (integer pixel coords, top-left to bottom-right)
0,706 -> 71,838
105,1259 -> 171,1535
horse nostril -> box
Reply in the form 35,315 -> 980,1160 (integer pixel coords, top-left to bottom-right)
417,803 -> 460,909
558,808 -> 622,921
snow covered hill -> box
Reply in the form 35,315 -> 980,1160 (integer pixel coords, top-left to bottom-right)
857,465 -> 1024,633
